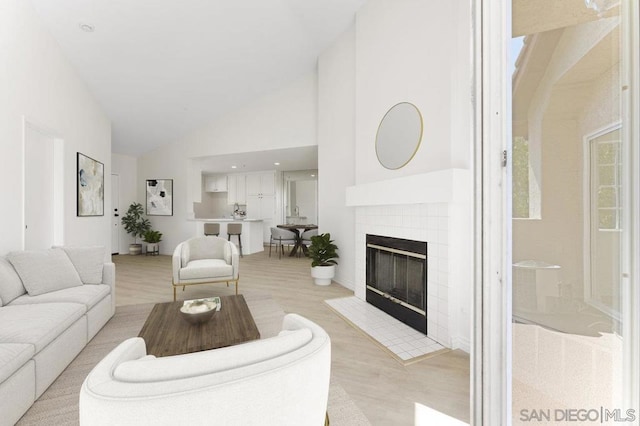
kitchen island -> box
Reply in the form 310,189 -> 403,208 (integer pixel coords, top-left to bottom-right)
190,218 -> 264,255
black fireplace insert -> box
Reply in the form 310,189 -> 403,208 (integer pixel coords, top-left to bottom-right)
366,234 -> 427,334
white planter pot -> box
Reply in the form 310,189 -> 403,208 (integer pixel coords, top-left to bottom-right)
311,265 -> 336,286
146,243 -> 159,255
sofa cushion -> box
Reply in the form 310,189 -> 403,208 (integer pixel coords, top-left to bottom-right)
0,343 -> 35,384
9,284 -> 110,311
7,248 -> 83,296
0,303 -> 85,352
179,259 -> 233,280
0,257 -> 27,306
61,246 -> 105,284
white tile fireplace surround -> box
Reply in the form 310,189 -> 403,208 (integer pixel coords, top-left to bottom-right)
346,169 -> 471,350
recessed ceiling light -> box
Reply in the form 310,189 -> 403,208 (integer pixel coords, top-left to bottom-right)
231,165 -> 237,169
79,23 -> 95,32
274,162 -> 280,166
311,174 -> 316,177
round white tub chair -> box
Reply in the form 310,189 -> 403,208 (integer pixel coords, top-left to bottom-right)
171,236 -> 239,301
79,313 -> 331,426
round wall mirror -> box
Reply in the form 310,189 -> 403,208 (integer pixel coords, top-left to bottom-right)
375,102 -> 423,170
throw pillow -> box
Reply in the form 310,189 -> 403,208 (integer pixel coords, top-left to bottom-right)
61,246 -> 105,284
0,257 -> 27,305
7,248 -> 83,296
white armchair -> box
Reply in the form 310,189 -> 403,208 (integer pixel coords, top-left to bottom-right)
172,236 -> 239,300
79,314 -> 331,426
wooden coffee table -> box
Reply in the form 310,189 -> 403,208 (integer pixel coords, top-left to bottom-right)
138,294 -> 260,357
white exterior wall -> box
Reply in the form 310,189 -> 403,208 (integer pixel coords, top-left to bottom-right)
513,21 -> 621,301
0,0 -> 111,257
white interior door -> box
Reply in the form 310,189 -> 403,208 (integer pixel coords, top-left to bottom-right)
111,174 -> 120,254
24,125 -> 55,250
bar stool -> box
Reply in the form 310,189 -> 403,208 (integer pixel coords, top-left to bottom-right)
204,223 -> 220,236
227,223 -> 243,257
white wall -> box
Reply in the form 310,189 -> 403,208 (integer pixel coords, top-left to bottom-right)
137,73 -> 318,254
0,0 -> 111,257
183,73 -> 317,158
317,0 -> 473,349
354,0 -> 470,185
112,154 -> 137,254
318,27 -> 356,290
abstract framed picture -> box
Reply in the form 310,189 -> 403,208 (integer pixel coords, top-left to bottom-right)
146,179 -> 173,216
77,152 -> 104,217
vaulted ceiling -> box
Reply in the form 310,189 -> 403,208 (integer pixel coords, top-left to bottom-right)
31,0 -> 366,156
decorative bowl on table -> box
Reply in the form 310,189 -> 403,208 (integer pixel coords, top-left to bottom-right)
179,299 -> 218,325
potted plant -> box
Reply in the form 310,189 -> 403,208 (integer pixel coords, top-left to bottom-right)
308,232 -> 339,286
121,202 -> 151,255
143,230 -> 163,255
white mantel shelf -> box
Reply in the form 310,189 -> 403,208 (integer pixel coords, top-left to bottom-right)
345,168 -> 470,207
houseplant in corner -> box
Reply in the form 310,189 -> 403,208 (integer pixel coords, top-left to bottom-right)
142,230 -> 163,255
308,232 -> 339,286
121,202 -> 151,255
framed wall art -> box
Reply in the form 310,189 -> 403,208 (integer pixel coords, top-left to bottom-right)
77,152 -> 104,217
146,179 -> 173,216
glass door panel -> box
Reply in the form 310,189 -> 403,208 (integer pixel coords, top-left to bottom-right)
511,1 -> 631,423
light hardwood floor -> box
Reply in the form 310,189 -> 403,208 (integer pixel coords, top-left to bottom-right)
113,249 -> 470,425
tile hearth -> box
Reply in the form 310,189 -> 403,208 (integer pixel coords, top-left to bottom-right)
325,296 -> 445,363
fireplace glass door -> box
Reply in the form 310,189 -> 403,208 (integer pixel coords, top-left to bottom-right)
366,234 -> 427,333
367,247 -> 426,313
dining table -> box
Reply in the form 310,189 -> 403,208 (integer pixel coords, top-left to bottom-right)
276,224 -> 318,257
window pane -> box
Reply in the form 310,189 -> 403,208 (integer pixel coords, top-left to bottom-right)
598,165 -> 616,185
598,143 -> 618,164
598,187 -> 617,208
598,209 -> 616,229
512,136 -> 530,218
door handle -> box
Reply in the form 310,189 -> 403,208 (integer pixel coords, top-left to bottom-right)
114,214 -> 119,217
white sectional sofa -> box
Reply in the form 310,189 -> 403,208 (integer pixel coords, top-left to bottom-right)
0,247 -> 115,426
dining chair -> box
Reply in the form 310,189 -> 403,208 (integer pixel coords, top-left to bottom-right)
299,229 -> 318,257
270,227 -> 296,259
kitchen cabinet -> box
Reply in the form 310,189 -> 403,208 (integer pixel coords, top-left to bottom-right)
246,194 -> 275,242
227,174 -> 247,205
204,174 -> 227,192
246,172 -> 275,196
